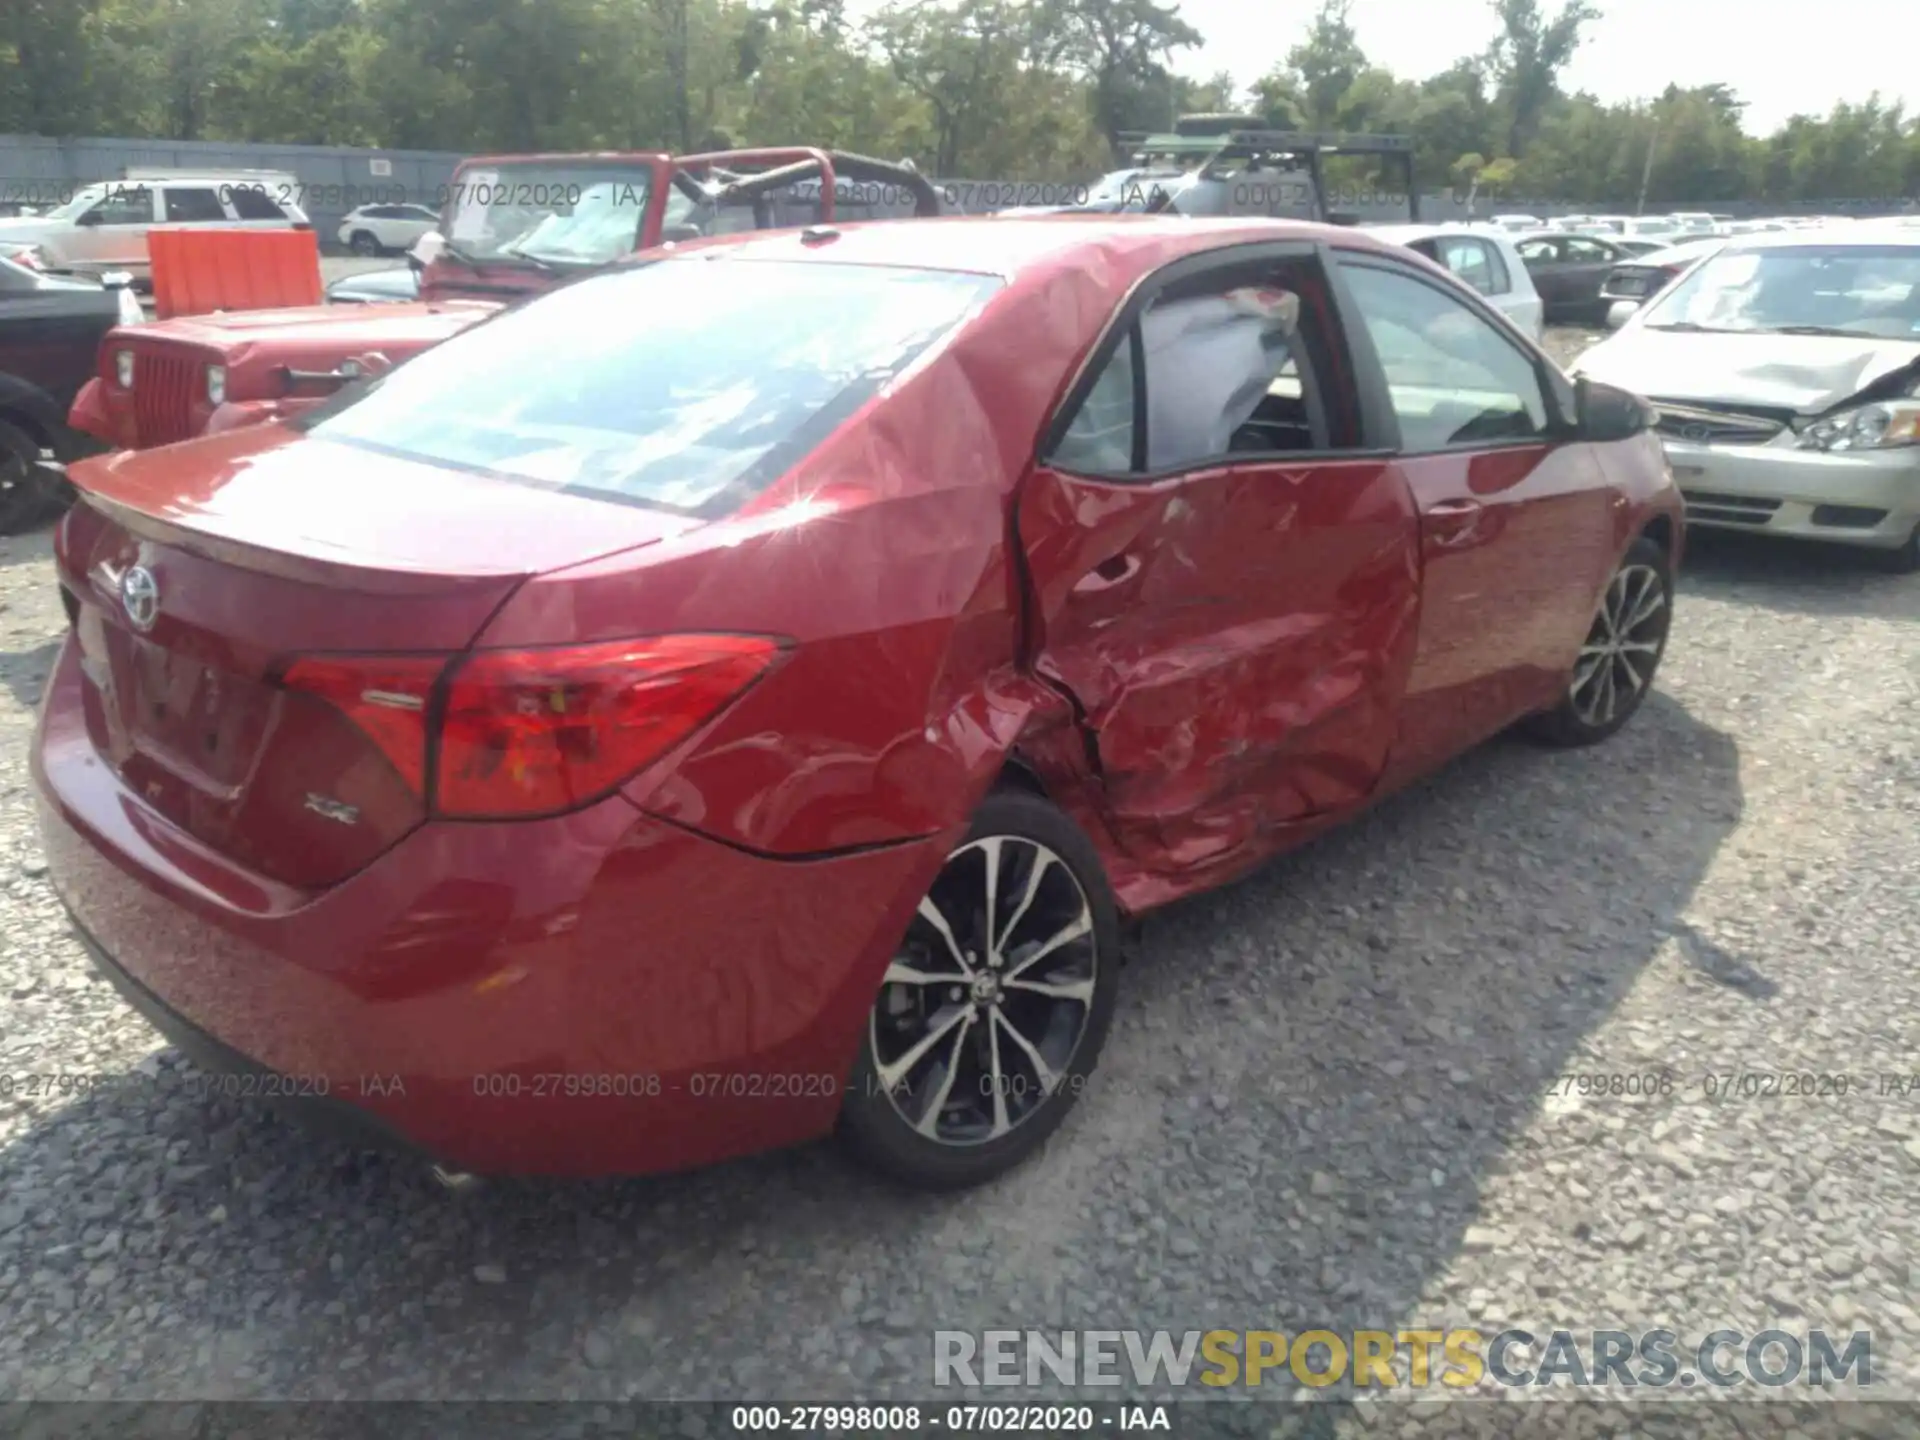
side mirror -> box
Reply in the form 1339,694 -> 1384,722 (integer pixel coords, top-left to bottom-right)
1575,375 -> 1654,442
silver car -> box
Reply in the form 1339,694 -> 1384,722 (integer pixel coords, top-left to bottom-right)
1573,226 -> 1920,570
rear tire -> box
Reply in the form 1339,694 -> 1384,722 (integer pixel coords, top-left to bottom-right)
349,230 -> 381,256
838,789 -> 1121,1191
1525,536 -> 1673,747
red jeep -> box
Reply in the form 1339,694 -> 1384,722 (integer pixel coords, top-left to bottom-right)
70,148 -> 938,451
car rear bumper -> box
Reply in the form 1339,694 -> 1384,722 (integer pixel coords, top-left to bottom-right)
1663,438 -> 1920,549
32,635 -> 945,1177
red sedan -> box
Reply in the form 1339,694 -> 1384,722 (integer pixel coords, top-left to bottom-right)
33,217 -> 1682,1191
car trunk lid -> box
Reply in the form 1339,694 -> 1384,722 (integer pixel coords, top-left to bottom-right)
59,427 -> 701,888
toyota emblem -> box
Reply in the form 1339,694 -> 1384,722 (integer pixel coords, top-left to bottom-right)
1679,424 -> 1711,443
120,565 -> 159,633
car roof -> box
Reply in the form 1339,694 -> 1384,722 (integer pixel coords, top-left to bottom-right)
648,214 -> 1408,279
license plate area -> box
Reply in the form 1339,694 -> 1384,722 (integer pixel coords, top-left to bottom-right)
102,627 -> 274,792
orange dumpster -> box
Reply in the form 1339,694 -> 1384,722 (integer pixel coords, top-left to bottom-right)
148,228 -> 324,319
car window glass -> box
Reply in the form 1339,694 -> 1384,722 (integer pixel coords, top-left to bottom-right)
1338,262 -> 1549,451
226,187 -> 286,221
87,186 -> 153,226
1564,237 -> 1611,263
1478,240 -> 1512,294
163,187 -> 228,223
1516,239 -> 1557,262
1141,265 -> 1345,467
1436,238 -> 1502,294
307,260 -> 1000,516
1051,336 -> 1136,474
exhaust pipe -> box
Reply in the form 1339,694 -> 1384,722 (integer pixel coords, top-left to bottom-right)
431,1163 -> 484,1193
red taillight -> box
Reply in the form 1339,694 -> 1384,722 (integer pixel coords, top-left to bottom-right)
437,635 -> 780,817
1659,264 -> 1683,279
282,654 -> 444,794
281,635 -> 781,819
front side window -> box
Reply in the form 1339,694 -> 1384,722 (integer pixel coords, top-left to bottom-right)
1338,261 -> 1550,452
1564,237 -> 1614,264
1516,238 -> 1559,263
307,259 -> 1000,515
85,186 -> 154,226
1640,243 -> 1920,340
163,187 -> 228,223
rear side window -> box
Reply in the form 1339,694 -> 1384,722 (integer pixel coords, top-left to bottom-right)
225,187 -> 288,221
163,187 -> 228,223
1047,254 -> 1356,476
1338,261 -> 1549,452
307,259 -> 1001,516
1431,237 -> 1509,296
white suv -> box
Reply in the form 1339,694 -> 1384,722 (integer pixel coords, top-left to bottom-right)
336,203 -> 442,256
0,177 -> 310,281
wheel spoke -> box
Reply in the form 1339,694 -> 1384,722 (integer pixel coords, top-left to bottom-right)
992,1007 -> 1056,1093
1614,651 -> 1645,695
1626,576 -> 1666,630
877,1003 -> 972,1092
884,958 -> 959,987
915,895 -> 976,977
994,845 -> 1054,962
979,836 -> 1003,966
912,1014 -> 975,1137
1005,973 -> 1095,1003
986,1013 -> 1012,1138
1004,908 -> 1092,981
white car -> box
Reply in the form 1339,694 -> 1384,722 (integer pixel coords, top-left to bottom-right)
1574,225 -> 1920,570
0,176 -> 309,281
1364,224 -> 1545,339
336,203 -> 442,256
1488,213 -> 1544,232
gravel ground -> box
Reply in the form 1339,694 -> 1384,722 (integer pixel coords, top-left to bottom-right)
3,325 -> 1918,1428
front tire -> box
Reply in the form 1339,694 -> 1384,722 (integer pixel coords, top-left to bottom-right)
348,230 -> 381,256
0,417 -> 65,536
1525,535 -> 1673,747
838,789 -> 1121,1191
1873,522 -> 1920,575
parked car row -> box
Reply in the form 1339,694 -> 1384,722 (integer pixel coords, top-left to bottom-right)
20,145 -> 1698,1193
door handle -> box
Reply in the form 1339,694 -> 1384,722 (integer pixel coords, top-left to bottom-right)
1422,496 -> 1484,544
1071,552 -> 1142,595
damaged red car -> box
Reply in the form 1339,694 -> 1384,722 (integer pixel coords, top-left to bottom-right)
34,217 -> 1682,1191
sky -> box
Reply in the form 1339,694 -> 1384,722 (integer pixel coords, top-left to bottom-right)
1164,0 -> 1913,137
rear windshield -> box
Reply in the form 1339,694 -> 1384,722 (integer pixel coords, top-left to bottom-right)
306,258 -> 1001,515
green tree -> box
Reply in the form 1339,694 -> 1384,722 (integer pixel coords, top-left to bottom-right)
1285,0 -> 1365,130
1485,0 -> 1597,158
